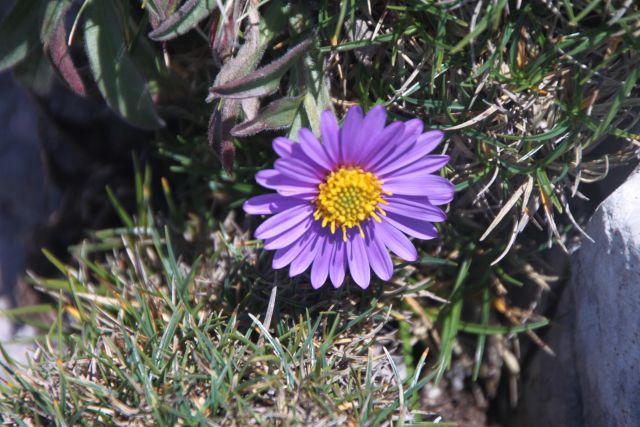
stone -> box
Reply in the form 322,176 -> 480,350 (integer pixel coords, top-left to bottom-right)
514,166 -> 640,426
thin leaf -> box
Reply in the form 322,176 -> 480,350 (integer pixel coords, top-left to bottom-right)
40,0 -> 71,44
0,304 -> 54,318
383,347 -> 405,427
210,37 -> 314,99
435,258 -> 471,384
458,318 -> 549,334
148,0 -> 219,42
230,95 -> 304,137
472,288 -> 491,381
45,3 -> 87,96
248,314 -> 295,387
480,179 -> 527,241
299,49 -> 333,135
84,0 -> 164,129
206,1 -> 266,171
211,0 -> 242,62
208,98 -> 239,173
146,0 -> 179,28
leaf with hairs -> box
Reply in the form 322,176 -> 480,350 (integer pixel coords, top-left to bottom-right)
208,99 -> 239,173
231,95 -> 304,137
299,50 -> 332,135
48,18 -> 87,96
40,0 -> 71,44
210,37 -> 314,99
148,0 -> 218,42
42,2 -> 86,96
210,0 -> 243,63
0,0 -> 46,72
84,0 -> 164,129
207,0 -> 290,171
146,0 -> 179,28
211,0 -> 287,89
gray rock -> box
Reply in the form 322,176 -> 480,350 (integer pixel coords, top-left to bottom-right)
515,166 -> 640,426
0,71 -> 50,298
0,70 -> 48,369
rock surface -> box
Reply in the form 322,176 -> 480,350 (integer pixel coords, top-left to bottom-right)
0,70 -> 48,365
515,166 -> 640,426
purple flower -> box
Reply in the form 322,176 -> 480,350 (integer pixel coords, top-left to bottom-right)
243,105 -> 453,289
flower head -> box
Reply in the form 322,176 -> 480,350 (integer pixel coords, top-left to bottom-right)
243,105 -> 453,289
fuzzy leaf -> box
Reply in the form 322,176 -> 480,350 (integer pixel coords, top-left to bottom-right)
299,52 -> 332,135
41,1 -> 86,97
148,0 -> 218,42
210,37 -> 313,99
209,0 -> 288,89
231,95 -> 304,137
0,0 -> 45,72
46,9 -> 87,97
208,99 -> 239,173
84,0 -> 164,129
210,0 -> 242,63
207,0 -> 289,171
40,0 -> 71,44
146,0 -> 179,27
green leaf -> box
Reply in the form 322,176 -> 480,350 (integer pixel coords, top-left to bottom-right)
84,0 -> 164,129
0,304 -> 54,318
0,0 -> 46,72
459,318 -> 549,334
435,258 -> 471,384
536,168 -> 563,213
299,50 -> 333,135
230,95 -> 304,137
148,0 -> 218,42
13,41 -> 54,94
417,255 -> 458,267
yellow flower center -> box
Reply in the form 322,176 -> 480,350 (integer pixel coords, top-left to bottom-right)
313,167 -> 390,241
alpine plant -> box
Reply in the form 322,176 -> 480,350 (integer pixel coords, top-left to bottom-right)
244,106 -> 453,289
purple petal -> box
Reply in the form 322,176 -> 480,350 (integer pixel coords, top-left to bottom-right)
255,204 -> 313,239
299,128 -> 334,171
256,169 -> 318,197
366,120 -> 424,171
379,154 -> 449,180
264,217 -> 313,250
289,233 -> 322,276
365,224 -> 393,281
339,106 -> 364,164
274,158 -> 323,183
360,122 -> 406,170
310,238 -> 332,289
329,240 -> 347,288
273,137 -> 294,157
350,106 -> 386,164
347,235 -> 370,289
382,174 -> 454,201
320,110 -> 340,164
403,119 -> 424,139
373,221 -> 417,261
383,212 -> 438,240
272,229 -> 316,269
373,130 -> 444,176
243,193 -> 306,215
385,196 -> 447,222
394,192 -> 453,207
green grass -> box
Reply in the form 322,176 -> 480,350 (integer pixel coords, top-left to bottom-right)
1,0 -> 639,424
